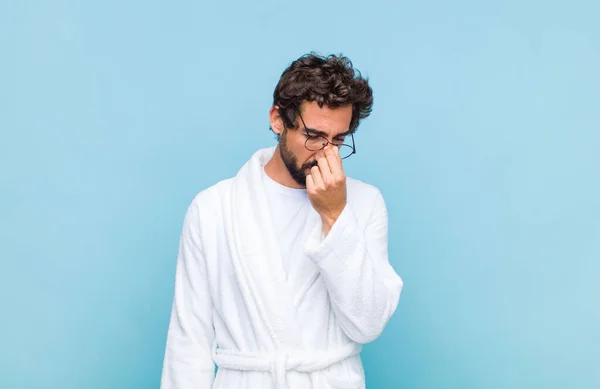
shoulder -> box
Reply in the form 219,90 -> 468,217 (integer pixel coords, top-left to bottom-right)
346,176 -> 387,219
186,178 -> 235,218
346,176 -> 385,203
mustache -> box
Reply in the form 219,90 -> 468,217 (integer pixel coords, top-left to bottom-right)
302,160 -> 319,170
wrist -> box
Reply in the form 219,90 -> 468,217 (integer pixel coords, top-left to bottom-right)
320,204 -> 345,233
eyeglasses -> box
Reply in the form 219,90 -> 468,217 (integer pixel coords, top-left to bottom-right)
296,108 -> 356,159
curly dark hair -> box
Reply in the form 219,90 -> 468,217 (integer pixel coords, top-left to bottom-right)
271,53 -> 373,138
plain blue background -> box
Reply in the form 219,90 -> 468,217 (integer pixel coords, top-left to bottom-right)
1,1 -> 599,388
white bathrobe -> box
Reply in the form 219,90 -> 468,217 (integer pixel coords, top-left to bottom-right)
161,147 -> 403,389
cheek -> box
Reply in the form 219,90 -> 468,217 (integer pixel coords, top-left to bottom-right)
291,137 -> 313,161
303,151 -> 318,165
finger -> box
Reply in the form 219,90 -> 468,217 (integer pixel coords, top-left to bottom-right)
325,146 -> 343,177
316,153 -> 333,185
310,165 -> 324,188
306,173 -> 314,191
316,151 -> 332,175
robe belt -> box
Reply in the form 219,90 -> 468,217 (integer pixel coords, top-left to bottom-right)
213,342 -> 362,389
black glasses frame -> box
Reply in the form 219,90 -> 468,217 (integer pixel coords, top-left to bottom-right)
296,108 -> 356,159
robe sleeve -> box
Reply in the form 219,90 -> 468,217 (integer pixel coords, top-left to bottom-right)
304,188 -> 403,344
161,202 -> 216,388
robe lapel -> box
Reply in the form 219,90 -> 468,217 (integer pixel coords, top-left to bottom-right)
228,147 -> 305,350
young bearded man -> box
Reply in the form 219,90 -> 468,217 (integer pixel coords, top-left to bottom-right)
160,53 -> 403,389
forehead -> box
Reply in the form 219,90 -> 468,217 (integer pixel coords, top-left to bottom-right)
299,101 -> 352,135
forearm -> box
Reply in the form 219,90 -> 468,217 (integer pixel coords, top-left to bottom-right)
306,200 -> 403,343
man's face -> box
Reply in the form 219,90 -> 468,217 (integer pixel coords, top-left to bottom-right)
277,101 -> 353,187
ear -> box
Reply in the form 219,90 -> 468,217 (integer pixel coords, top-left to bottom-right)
269,105 -> 284,135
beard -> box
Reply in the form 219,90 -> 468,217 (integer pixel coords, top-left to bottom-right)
279,128 -> 318,187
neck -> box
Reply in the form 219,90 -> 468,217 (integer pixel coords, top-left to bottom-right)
264,145 -> 306,189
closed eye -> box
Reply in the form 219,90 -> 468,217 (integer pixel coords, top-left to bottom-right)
305,130 -> 347,144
